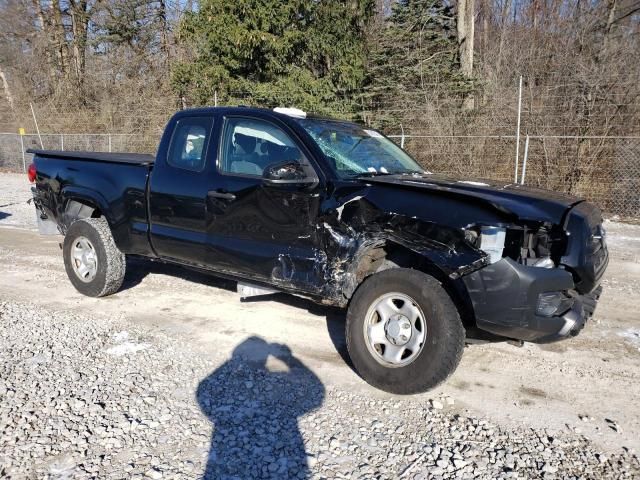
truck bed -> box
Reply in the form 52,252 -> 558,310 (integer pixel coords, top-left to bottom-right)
27,149 -> 155,166
29,148 -> 154,256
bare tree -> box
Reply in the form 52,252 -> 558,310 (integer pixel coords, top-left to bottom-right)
0,65 -> 14,110
457,0 -> 475,110
69,0 -> 91,85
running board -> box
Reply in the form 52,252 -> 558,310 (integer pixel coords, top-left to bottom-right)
237,282 -> 278,299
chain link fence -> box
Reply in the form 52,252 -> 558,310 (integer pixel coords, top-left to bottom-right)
388,134 -> 640,220
0,133 -> 156,172
1,130 -> 638,220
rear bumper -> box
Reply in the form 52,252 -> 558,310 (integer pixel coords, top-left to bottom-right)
462,258 -> 603,343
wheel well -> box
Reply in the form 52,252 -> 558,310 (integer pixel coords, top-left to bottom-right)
348,241 -> 477,329
62,199 -> 103,230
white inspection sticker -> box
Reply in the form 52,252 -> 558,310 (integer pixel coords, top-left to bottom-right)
364,129 -> 383,138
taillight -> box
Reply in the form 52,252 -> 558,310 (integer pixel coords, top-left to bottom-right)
28,163 -> 36,183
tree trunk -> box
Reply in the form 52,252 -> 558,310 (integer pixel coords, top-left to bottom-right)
0,66 -> 15,111
50,0 -> 69,79
158,0 -> 170,67
481,0 -> 489,55
602,0 -> 617,57
70,0 -> 89,86
457,0 -> 475,110
480,0 -> 489,106
495,0 -> 511,80
31,0 -> 58,86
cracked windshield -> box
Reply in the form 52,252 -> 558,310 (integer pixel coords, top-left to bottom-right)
296,118 -> 425,178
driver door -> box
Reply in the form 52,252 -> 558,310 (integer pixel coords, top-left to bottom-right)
206,115 -> 322,290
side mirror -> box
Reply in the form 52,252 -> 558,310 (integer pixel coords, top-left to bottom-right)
263,160 -> 316,186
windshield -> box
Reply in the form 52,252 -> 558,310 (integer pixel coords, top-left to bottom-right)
295,118 -> 425,178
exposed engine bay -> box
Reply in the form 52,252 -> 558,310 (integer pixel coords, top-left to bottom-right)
466,223 -> 567,269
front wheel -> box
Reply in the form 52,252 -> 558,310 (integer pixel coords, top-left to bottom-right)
346,268 -> 465,394
63,217 -> 126,297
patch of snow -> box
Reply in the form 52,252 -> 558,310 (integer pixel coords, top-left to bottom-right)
47,454 -> 76,479
112,331 -> 130,343
105,341 -> 150,356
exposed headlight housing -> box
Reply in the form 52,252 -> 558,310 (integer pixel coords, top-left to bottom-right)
536,291 -> 574,317
478,226 -> 506,264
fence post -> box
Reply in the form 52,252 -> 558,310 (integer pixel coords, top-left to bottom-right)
60,134 -> 64,150
514,75 -> 523,183
520,135 -> 530,185
19,134 -> 26,172
30,103 -> 43,148
108,134 -> 112,152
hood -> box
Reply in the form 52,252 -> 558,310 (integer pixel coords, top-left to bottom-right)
361,173 -> 583,224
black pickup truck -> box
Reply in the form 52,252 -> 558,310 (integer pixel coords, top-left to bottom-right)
28,106 -> 608,394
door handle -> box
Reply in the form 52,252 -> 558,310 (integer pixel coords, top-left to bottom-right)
208,190 -> 236,201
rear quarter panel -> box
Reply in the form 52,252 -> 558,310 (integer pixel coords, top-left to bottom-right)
34,156 -> 152,255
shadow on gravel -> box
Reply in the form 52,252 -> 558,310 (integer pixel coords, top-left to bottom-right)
0,210 -> 11,221
197,336 -> 325,479
242,293 -> 353,370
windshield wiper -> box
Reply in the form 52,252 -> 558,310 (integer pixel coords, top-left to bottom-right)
355,170 -> 426,178
356,171 -> 395,177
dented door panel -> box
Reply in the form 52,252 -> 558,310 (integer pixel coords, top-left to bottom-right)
206,175 -> 323,287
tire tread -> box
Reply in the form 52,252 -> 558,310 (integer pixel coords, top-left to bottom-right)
63,217 -> 126,297
346,268 -> 465,394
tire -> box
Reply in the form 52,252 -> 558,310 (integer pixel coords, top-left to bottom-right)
63,217 -> 126,297
346,268 -> 464,394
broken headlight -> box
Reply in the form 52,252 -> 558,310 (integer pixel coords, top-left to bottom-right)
536,291 -> 574,317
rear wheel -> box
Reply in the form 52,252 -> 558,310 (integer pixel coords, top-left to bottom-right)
63,218 -> 126,297
346,268 -> 464,394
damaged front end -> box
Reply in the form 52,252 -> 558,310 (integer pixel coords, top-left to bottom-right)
283,116 -> 608,344
317,180 -> 608,344
462,202 -> 608,343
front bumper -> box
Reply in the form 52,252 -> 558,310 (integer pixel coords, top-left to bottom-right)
462,258 -> 603,343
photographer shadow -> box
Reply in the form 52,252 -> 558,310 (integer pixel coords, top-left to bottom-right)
197,336 -> 325,479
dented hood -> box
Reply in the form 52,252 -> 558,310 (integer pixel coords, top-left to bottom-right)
361,173 -> 583,223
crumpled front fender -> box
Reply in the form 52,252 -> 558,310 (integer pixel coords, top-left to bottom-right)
318,192 -> 489,305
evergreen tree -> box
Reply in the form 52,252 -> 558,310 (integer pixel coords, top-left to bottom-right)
172,0 -> 373,115
363,0 -> 469,128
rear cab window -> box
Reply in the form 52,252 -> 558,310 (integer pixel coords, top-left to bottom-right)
167,117 -> 213,172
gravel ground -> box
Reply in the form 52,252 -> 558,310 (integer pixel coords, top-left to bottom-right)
1,172 -> 640,479
1,301 -> 638,479
0,173 -> 36,230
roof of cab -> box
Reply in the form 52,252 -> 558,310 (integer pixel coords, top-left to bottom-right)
172,106 -> 354,125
